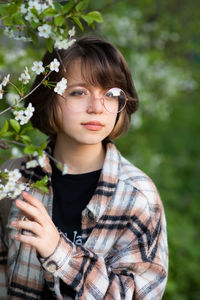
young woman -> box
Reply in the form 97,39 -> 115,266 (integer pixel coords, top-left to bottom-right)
0,36 -> 168,299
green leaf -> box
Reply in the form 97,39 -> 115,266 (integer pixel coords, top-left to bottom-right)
30,7 -> 39,18
42,7 -> 57,16
0,120 -> 8,136
24,145 -> 37,155
0,4 -> 9,16
62,1 -> 74,14
81,11 -> 103,25
46,38 -> 54,53
39,140 -> 47,151
31,175 -> 49,194
20,135 -> 31,143
11,12 -> 25,25
75,0 -> 88,11
54,15 -> 65,26
54,2 -> 63,12
4,16 -> 12,26
20,125 -> 33,135
31,183 -> 49,194
71,16 -> 84,31
2,131 -> 13,137
7,4 -> 18,15
28,29 -> 39,47
10,119 -> 20,133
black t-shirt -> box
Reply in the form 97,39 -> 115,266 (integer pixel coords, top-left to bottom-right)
42,160 -> 101,299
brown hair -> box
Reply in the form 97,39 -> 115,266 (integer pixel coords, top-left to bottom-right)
25,35 -> 139,140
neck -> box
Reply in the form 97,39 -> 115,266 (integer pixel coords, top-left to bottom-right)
53,134 -> 105,174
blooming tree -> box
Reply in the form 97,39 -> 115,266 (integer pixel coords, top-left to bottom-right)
0,0 -> 103,198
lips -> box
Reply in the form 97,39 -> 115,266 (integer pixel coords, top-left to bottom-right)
81,121 -> 104,131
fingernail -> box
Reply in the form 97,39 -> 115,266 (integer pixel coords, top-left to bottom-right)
15,199 -> 23,206
11,221 -> 17,226
14,234 -> 20,239
22,191 -> 28,196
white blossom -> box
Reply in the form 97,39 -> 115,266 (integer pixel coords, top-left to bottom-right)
40,3 -> 49,12
0,191 -> 7,200
28,0 -> 42,12
12,183 -> 26,198
1,74 -> 10,87
20,3 -> 28,14
68,26 -> 76,37
4,27 -> 15,38
13,109 -> 32,125
8,169 -> 22,183
38,152 -> 47,168
31,61 -> 45,75
54,78 -> 67,96
25,11 -> 39,23
26,160 -> 39,169
24,103 -> 35,118
47,0 -> 54,7
13,110 -> 24,121
38,24 -> 52,38
0,85 -> 3,99
54,38 -> 75,50
18,67 -> 31,84
6,92 -> 20,106
19,115 -> 30,125
11,146 -> 23,158
50,58 -> 60,72
4,181 -> 15,193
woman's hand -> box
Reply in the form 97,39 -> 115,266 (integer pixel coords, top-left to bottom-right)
11,191 -> 60,258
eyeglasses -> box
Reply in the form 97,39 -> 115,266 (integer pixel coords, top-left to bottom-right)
60,87 -> 127,114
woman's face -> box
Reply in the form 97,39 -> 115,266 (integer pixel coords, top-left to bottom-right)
56,58 -> 118,146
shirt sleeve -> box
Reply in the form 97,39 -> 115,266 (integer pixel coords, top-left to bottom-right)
39,192 -> 168,300
0,204 -> 9,299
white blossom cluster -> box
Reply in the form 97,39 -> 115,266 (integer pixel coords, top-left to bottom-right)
0,169 -> 28,200
26,151 -> 47,169
4,1 -> 76,50
13,103 -> 35,125
1,57 -> 66,126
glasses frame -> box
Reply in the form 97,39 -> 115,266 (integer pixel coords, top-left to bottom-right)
58,87 -> 129,114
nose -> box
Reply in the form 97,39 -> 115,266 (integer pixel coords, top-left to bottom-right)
86,95 -> 104,114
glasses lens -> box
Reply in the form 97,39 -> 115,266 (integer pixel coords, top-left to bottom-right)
64,87 -> 89,112
63,87 -> 126,113
104,88 -> 126,113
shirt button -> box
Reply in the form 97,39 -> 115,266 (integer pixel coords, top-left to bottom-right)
87,210 -> 95,221
46,261 -> 58,273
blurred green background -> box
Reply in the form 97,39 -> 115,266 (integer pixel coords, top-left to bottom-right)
0,1 -> 199,299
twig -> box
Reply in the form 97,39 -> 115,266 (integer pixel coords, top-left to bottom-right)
0,70 -> 53,116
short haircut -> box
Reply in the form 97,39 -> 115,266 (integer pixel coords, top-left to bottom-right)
25,35 -> 139,140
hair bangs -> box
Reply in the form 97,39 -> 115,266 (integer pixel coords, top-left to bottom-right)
79,50 -> 126,90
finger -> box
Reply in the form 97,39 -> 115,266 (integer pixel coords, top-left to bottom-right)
21,192 -> 48,214
11,220 -> 42,237
14,232 -> 39,249
15,199 -> 44,225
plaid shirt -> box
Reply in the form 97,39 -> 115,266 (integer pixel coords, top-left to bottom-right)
0,141 -> 168,299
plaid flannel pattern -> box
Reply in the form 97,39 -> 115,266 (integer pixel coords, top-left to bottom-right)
0,141 -> 168,299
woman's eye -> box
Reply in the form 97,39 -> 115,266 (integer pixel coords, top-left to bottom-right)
69,90 -> 85,96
